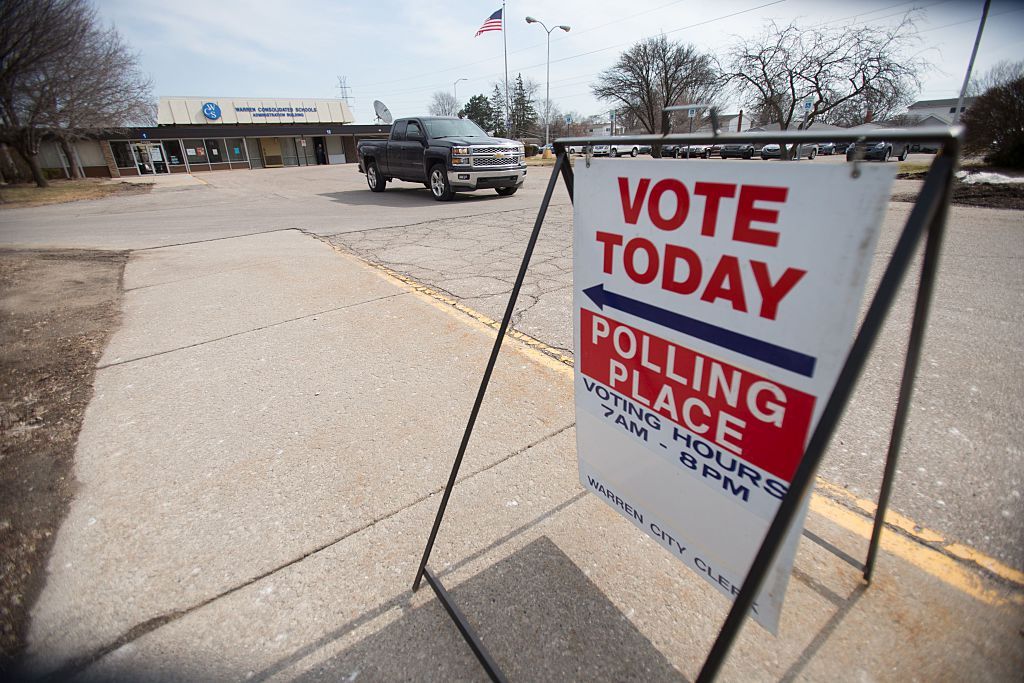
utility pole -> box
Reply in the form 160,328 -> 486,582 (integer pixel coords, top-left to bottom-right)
336,76 -> 353,118
953,0 -> 990,125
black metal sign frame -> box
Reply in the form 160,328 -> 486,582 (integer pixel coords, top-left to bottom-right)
412,126 -> 961,682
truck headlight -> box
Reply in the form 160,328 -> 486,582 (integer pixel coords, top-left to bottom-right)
452,147 -> 470,156
452,157 -> 471,166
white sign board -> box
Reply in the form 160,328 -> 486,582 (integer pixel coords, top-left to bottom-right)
157,97 -> 354,126
573,159 -> 895,631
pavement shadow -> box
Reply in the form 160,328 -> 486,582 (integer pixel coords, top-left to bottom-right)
318,187 -> 511,207
284,536 -> 686,682
779,569 -> 868,682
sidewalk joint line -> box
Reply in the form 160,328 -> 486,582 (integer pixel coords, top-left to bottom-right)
42,421 -> 575,681
96,292 -> 408,370
123,259 -> 287,292
133,227 -> 297,251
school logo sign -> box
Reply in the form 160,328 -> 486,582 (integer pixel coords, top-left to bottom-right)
201,102 -> 222,120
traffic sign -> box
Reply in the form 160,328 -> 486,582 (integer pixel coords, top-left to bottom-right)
804,100 -> 812,112
573,159 -> 896,631
689,107 -> 696,118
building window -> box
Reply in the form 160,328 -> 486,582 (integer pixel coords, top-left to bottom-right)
163,140 -> 185,166
204,138 -> 226,162
184,139 -> 208,164
226,138 -> 246,162
110,141 -> 134,168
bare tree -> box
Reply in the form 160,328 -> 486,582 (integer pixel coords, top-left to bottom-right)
963,76 -> 1024,167
969,59 -> 1024,96
722,15 -> 923,157
592,37 -> 716,151
428,91 -> 459,117
0,0 -> 152,186
592,36 -> 718,157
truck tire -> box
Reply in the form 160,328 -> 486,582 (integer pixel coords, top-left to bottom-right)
496,187 -> 518,196
611,147 -> 619,157
366,161 -> 386,192
630,147 -> 638,157
429,164 -> 454,201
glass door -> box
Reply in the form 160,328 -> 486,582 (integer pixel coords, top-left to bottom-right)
132,143 -> 169,174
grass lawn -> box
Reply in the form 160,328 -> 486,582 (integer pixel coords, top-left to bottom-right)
0,178 -> 151,209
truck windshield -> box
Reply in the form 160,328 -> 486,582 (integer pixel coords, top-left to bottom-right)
422,119 -> 488,138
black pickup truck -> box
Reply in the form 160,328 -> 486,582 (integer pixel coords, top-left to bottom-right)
357,116 -> 526,201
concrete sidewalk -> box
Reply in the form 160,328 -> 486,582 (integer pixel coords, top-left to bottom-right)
23,229 -> 1023,681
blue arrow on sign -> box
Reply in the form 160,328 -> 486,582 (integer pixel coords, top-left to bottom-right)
582,284 -> 816,378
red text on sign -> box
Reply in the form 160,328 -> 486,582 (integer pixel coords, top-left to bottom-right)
580,308 -> 815,482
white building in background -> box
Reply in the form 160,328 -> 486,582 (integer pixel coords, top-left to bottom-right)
906,97 -> 977,124
35,96 -> 390,180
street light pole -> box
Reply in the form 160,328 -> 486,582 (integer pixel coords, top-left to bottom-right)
526,16 -> 570,147
453,78 -> 467,109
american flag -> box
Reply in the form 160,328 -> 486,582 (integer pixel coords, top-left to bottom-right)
475,8 -> 502,36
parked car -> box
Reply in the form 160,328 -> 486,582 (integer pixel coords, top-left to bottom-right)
675,144 -> 712,159
832,142 -> 851,155
818,142 -> 837,155
610,142 -> 641,157
357,116 -> 525,201
719,143 -> 755,159
845,141 -> 910,162
761,143 -> 818,160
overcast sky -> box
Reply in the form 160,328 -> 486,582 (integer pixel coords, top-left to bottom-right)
97,0 -> 1023,123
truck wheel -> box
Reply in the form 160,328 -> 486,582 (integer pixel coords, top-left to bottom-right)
366,161 -> 386,192
611,148 -> 619,157
429,164 -> 454,201
496,187 -> 518,196
630,147 -> 638,157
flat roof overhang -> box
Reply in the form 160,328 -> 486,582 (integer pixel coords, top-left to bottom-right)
99,123 -> 392,140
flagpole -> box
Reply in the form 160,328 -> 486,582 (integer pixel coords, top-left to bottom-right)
503,0 -> 510,135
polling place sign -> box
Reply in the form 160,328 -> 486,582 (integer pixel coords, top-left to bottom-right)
574,159 -> 895,632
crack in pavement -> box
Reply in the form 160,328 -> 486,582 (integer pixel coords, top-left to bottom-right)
39,421 -> 576,681
97,291 -> 408,370
326,205 -> 575,354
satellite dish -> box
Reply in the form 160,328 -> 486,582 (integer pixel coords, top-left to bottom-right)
373,100 -> 393,125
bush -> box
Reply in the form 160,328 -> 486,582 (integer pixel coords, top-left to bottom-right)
962,76 -> 1024,168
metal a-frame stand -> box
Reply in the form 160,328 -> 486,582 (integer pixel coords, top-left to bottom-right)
412,126 -> 961,682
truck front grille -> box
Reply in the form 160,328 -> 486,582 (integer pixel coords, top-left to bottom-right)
472,156 -> 520,167
467,145 -> 521,168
